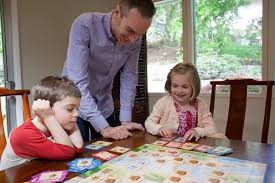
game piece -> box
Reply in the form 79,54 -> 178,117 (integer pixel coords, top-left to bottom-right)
165,141 -> 183,148
160,136 -> 176,141
85,144 -> 104,150
152,140 -> 168,146
109,146 -> 131,154
180,142 -> 200,150
30,170 -> 68,183
206,146 -> 233,155
92,151 -> 118,161
91,140 -> 113,146
193,144 -> 214,152
67,158 -> 102,173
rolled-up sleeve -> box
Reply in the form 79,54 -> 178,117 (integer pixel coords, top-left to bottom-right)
119,42 -> 141,122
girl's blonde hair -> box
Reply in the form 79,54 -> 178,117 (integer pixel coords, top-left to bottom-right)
165,63 -> 201,101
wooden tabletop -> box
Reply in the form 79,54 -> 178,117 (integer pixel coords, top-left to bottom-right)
0,131 -> 274,183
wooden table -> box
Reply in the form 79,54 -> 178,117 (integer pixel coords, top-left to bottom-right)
0,131 -> 274,183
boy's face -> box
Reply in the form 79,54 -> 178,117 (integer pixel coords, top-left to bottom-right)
112,6 -> 152,44
51,96 -> 80,131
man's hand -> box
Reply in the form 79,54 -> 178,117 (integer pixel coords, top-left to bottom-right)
122,122 -> 145,131
32,99 -> 54,120
100,126 -> 132,140
158,127 -> 173,137
183,129 -> 200,142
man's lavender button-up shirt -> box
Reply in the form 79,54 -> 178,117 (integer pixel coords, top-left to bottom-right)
62,12 -> 141,132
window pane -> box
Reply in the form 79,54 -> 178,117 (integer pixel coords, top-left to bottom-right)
147,0 -> 183,93
195,0 -> 262,92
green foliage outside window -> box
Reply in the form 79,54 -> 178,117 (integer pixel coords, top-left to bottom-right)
148,0 -> 262,81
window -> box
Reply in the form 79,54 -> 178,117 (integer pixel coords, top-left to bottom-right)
195,0 -> 262,92
147,0 -> 183,93
147,0 -> 264,93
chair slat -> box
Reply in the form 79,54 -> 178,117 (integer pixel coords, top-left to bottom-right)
0,87 -> 31,157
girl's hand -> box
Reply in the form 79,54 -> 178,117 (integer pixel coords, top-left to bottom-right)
32,99 -> 54,120
183,129 -> 200,142
158,127 -> 173,137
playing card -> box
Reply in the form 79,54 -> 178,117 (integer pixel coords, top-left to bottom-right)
173,137 -> 186,142
160,136 -> 176,141
206,146 -> 233,155
91,140 -> 113,146
165,141 -> 183,148
180,142 -> 200,150
152,140 -> 168,146
92,151 -> 118,161
67,158 -> 102,173
193,145 -> 214,152
30,170 -> 68,182
109,146 -> 131,154
85,144 -> 104,150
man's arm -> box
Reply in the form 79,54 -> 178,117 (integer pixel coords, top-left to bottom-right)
119,41 -> 145,132
119,42 -> 141,122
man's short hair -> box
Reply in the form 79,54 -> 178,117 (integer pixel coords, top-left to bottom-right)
32,76 -> 81,106
119,0 -> 156,18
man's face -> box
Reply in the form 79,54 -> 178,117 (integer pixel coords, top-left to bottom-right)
112,6 -> 152,44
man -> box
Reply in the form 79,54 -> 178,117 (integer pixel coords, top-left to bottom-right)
62,0 -> 156,141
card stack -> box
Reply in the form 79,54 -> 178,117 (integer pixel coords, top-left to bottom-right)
29,170 -> 68,183
152,136 -> 233,156
67,157 -> 102,173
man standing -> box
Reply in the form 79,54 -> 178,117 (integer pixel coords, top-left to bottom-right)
62,0 -> 156,141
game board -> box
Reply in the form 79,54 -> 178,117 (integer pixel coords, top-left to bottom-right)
65,144 -> 267,183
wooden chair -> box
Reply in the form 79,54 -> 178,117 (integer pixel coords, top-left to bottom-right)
0,87 -> 31,157
210,79 -> 275,143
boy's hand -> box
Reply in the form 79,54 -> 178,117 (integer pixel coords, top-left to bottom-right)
100,126 -> 132,140
32,99 -> 54,120
158,127 -> 173,137
183,129 -> 200,142
122,122 -> 145,131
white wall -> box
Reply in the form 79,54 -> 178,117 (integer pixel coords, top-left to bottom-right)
17,0 -> 116,90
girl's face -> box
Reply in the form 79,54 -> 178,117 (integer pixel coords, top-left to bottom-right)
170,72 -> 193,105
52,96 -> 80,131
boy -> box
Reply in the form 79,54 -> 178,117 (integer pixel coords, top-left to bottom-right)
0,76 -> 84,170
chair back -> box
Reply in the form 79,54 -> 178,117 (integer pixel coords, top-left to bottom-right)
210,79 -> 274,143
0,87 -> 31,157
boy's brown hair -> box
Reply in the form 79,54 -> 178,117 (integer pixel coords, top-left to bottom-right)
32,76 -> 81,106
165,63 -> 201,101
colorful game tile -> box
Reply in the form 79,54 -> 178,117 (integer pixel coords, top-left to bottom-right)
92,151 -> 118,161
109,146 -> 131,154
193,145 -> 214,152
152,140 -> 168,146
180,142 -> 200,150
165,141 -> 183,148
91,140 -> 113,146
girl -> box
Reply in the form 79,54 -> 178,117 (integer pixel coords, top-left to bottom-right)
145,63 -> 224,142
